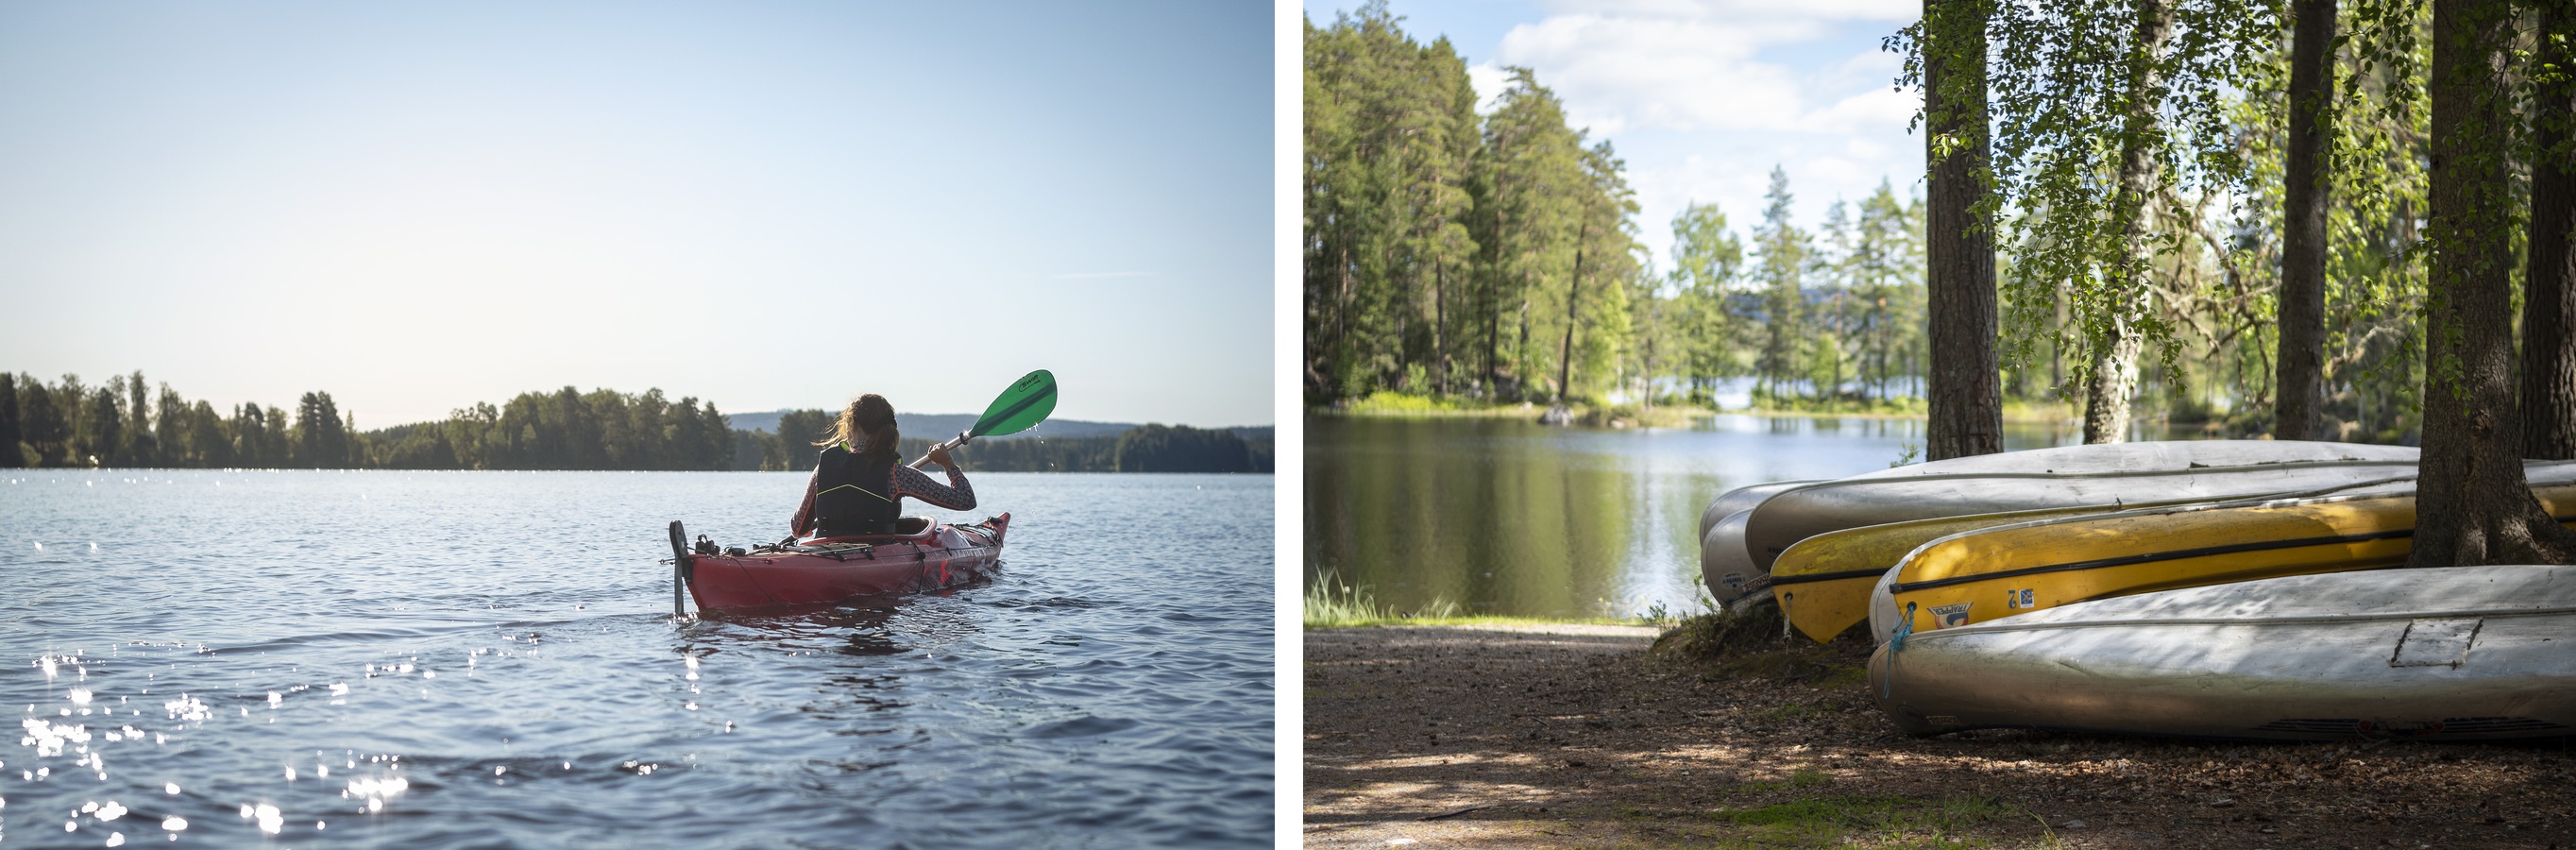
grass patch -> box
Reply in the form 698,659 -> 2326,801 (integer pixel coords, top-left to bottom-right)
1651,604 -> 1788,659
1743,394 -> 1930,416
1759,704 -> 1832,723
1717,793 -> 2018,849
1331,391 -> 1529,417
1325,391 -> 1718,428
1733,766 -> 1832,793
1654,602 -> 1878,686
1303,571 -> 1456,627
1305,570 -> 1660,628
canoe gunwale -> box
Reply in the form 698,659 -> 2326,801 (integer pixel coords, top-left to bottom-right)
1895,602 -> 2576,640
1885,527 -> 2426,594
1885,474 -> 2437,583
1771,566 -> 1900,586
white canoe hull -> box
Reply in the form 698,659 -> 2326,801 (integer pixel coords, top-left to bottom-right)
1869,565 -> 2576,740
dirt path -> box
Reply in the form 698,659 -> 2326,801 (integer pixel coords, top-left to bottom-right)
1304,624 -> 2576,849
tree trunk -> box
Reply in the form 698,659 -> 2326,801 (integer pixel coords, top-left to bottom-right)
1924,0 -> 2002,460
2084,0 -> 2173,446
2276,0 -> 2336,442
2523,1 -> 2576,461
1558,237 -> 1585,405
1516,292 -> 1532,397
1331,241 -> 1353,400
2412,0 -> 2576,567
1484,271 -> 1501,397
1434,263 -> 1450,397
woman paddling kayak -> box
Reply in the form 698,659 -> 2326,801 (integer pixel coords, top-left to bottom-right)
788,393 -> 976,538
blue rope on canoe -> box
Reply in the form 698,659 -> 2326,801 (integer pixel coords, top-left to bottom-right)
1882,602 -> 1916,700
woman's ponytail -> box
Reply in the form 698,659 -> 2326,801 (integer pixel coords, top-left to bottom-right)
819,393 -> 900,466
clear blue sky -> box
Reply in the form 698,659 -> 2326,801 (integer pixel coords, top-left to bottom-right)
1302,0 -> 1925,269
0,1 -> 1273,428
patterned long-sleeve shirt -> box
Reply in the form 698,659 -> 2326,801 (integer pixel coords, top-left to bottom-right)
790,458 -> 975,536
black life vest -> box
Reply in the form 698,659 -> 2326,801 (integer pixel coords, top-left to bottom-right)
811,443 -> 900,535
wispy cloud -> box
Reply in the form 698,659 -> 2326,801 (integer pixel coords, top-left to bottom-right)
1474,3 -> 1913,137
1441,0 -> 1926,257
1049,271 -> 1155,280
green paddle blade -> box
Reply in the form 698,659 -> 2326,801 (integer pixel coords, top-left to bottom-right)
969,369 -> 1057,438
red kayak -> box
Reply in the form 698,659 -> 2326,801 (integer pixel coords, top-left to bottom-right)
668,515 -> 1009,612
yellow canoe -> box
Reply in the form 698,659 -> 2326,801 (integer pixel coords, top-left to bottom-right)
1873,484 -> 2576,641
1770,502 -> 2175,643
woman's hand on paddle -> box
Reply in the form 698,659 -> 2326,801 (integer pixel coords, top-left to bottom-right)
924,443 -> 958,469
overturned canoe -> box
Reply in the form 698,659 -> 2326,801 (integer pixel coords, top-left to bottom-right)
1867,470 -> 2576,643
1870,565 -> 2576,740
1698,480 -> 1825,604
1700,479 -> 1825,541
1702,441 -> 2421,604
1769,501 -> 2189,643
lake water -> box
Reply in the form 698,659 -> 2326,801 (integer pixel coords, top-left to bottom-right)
1305,414 -> 2193,620
3,470 -> 1273,848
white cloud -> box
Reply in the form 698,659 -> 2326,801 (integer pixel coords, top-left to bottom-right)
1483,6 -> 1918,137
1489,15 -> 1809,134
1466,63 -> 1511,112
1415,0 -> 1933,260
1799,85 -> 1917,134
1536,0 -> 1915,24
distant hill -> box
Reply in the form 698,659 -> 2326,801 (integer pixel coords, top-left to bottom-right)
724,410 -> 1269,443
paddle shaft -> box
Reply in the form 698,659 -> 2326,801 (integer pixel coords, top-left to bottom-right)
667,520 -> 690,617
909,432 -> 971,470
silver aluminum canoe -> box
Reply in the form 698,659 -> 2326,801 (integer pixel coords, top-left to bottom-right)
1738,441 -> 2420,572
1702,507 -> 1760,604
1697,480 -> 1824,604
1868,565 -> 2576,740
1700,479 -> 1826,540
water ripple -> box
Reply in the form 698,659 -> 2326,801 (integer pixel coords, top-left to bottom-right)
1,470 -> 1273,847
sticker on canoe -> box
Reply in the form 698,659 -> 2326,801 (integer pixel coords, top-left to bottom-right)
1721,573 -> 1746,589
1929,602 -> 1973,628
2005,588 -> 2036,609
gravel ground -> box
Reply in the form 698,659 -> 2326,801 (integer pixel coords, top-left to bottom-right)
1304,624 -> 2576,849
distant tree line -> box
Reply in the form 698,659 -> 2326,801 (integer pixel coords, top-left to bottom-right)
0,373 -> 1270,473
743,413 -> 1273,473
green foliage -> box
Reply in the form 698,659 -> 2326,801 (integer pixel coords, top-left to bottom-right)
1732,767 -> 1833,794
1305,2 -> 1483,401
4,372 -> 1270,474
1306,12 -> 1943,416
1978,0 -> 2280,435
1716,792 -> 2013,848
1114,423 -> 1263,472
0,373 -> 19,468
1303,570 -> 1464,627
1306,6 -> 1645,405
1754,166 -> 1814,399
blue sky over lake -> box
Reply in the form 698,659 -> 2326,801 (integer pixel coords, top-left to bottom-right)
0,1 -> 1272,427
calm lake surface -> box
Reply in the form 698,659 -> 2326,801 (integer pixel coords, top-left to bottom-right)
4,470 -> 1272,848
1306,414 -> 2195,620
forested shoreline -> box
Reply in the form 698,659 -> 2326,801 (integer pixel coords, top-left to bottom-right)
1307,7 -> 1931,415
1305,1 -> 2567,447
0,372 -> 1271,473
